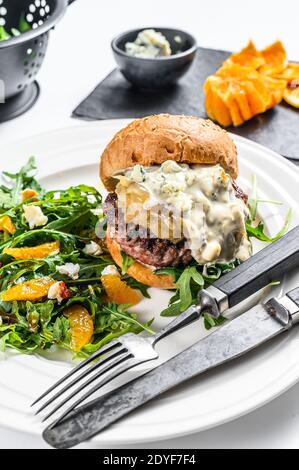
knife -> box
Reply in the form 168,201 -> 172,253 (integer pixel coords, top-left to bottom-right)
43,286 -> 299,449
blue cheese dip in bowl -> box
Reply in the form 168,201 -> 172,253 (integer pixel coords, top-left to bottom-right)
111,27 -> 197,90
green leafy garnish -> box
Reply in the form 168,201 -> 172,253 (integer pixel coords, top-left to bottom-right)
121,251 -> 135,274
203,313 -> 227,330
157,261 -> 239,318
246,208 -> 291,242
246,175 -> 291,242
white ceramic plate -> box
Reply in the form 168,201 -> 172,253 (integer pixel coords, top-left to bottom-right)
1,121 -> 299,446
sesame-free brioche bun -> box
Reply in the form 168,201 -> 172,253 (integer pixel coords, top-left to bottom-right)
100,114 -> 238,191
106,232 -> 176,289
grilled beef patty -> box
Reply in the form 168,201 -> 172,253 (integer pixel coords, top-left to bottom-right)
104,193 -> 192,267
104,182 -> 248,268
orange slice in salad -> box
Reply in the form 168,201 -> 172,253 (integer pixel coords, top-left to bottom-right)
1,278 -> 55,302
0,215 -> 16,234
101,274 -> 142,306
64,304 -> 94,352
4,241 -> 60,260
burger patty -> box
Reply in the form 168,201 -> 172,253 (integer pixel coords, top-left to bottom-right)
104,182 -> 248,268
104,193 -> 193,267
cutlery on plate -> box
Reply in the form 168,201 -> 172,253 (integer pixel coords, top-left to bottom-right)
43,285 -> 299,448
32,224 -> 299,422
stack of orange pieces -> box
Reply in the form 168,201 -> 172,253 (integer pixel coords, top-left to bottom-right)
204,40 -> 299,127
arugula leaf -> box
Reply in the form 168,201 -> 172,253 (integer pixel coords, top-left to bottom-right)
121,251 -> 135,274
160,262 -> 237,324
246,209 -> 292,242
203,313 -> 227,330
125,277 -> 151,298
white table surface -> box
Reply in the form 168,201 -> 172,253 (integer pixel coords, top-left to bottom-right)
1,0 -> 299,449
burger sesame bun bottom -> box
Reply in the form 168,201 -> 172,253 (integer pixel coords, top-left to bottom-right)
106,232 -> 176,289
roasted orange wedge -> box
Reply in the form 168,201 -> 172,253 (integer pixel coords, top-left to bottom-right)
0,215 -> 16,234
284,83 -> 299,108
1,278 -> 55,302
101,274 -> 142,306
64,304 -> 94,352
4,241 -> 60,260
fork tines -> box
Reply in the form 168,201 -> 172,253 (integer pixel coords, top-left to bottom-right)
31,339 -> 134,423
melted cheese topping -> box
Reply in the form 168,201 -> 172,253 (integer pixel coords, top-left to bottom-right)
115,161 -> 251,264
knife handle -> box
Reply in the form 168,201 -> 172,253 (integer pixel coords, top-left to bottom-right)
286,287 -> 299,307
213,225 -> 299,309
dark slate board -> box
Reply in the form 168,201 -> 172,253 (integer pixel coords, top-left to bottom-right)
73,47 -> 299,160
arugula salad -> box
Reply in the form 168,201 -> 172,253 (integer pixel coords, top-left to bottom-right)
0,158 -> 290,356
0,158 -> 153,356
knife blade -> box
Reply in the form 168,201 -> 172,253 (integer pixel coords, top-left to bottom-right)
43,287 -> 299,449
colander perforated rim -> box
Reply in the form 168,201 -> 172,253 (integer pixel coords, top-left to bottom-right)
0,0 -> 68,49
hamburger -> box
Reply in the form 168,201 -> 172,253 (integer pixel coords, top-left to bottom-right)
100,114 -> 251,289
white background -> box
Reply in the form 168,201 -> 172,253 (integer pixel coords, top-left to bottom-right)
1,0 -> 299,449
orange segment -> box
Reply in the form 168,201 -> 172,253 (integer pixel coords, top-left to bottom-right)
217,63 -> 273,108
0,215 -> 16,234
263,76 -> 287,107
101,274 -> 142,306
227,40 -> 265,69
211,87 -> 233,127
225,89 -> 244,126
259,40 -> 288,76
204,77 -> 232,126
1,278 -> 55,301
21,189 -> 39,202
283,83 -> 299,108
230,82 -> 253,121
273,63 -> 299,83
242,80 -> 269,115
64,304 -> 94,352
4,241 -> 60,260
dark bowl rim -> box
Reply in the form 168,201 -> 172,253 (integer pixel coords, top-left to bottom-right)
111,27 -> 197,61
0,0 -> 68,50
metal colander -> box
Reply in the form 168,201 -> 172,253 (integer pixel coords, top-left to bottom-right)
0,0 -> 75,121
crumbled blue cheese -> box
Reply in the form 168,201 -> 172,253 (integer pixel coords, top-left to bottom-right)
125,29 -> 172,58
101,265 -> 120,277
116,161 -> 251,264
57,263 -> 80,280
87,194 -> 97,204
83,241 -> 103,256
47,282 -> 64,304
23,205 -> 48,229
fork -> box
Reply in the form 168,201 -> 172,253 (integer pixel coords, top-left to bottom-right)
32,223 -> 299,425
32,301 -> 202,422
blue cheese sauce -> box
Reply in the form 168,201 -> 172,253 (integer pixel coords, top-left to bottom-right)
115,161 -> 251,265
